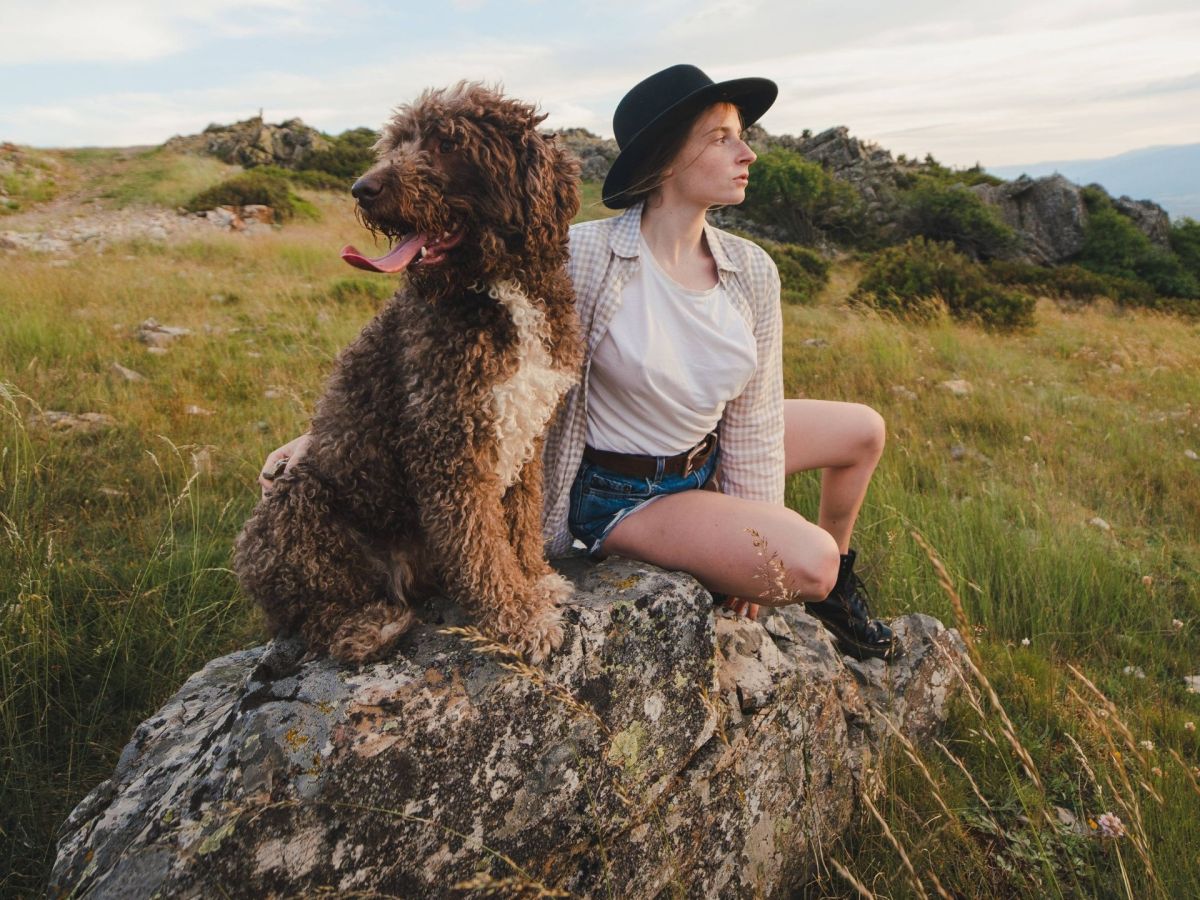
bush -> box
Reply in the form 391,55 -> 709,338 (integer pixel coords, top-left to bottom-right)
1168,217 -> 1200,282
742,148 -> 869,245
757,239 -> 830,304
185,171 -> 297,221
297,127 -> 378,187
854,237 -> 1035,329
986,260 -> 1155,305
898,176 -> 1018,260
1077,208 -> 1199,300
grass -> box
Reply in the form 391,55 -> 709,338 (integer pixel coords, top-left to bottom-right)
92,146 -> 241,209
1,159 -> 1198,896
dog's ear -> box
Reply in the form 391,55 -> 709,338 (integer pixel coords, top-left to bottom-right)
521,131 -> 581,257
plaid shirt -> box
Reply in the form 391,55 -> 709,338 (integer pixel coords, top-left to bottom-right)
541,201 -> 785,557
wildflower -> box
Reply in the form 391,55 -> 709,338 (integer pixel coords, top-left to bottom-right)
1172,619 -> 1184,632
1097,812 -> 1126,839
1122,665 -> 1146,679
1186,722 -> 1196,733
1139,740 -> 1155,752
1020,637 -> 1031,647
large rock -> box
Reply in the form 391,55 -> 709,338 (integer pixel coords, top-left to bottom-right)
164,116 -> 330,169
50,557 -> 966,899
970,174 -> 1089,264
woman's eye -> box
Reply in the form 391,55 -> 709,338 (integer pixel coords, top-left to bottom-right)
438,138 -> 455,153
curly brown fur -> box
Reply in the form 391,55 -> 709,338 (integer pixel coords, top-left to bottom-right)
234,83 -> 582,665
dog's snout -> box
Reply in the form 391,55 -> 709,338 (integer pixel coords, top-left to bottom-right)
351,175 -> 384,201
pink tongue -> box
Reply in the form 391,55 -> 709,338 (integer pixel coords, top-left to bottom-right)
341,233 -> 427,273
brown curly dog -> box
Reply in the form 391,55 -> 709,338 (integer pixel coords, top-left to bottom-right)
233,83 -> 582,664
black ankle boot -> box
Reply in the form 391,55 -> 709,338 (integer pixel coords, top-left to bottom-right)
804,549 -> 899,661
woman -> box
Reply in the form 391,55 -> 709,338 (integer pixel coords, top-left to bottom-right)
261,64 -> 897,661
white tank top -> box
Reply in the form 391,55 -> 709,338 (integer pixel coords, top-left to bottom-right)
585,233 -> 758,455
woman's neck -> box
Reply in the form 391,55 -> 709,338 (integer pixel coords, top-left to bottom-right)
638,194 -> 710,271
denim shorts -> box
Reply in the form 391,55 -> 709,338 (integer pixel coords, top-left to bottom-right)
568,443 -> 720,557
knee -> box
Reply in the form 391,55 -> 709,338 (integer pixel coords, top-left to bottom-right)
778,528 -> 840,602
855,404 -> 887,462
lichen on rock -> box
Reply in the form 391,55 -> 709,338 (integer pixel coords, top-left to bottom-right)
51,556 -> 966,899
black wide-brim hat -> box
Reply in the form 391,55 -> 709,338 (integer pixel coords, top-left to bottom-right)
601,63 -> 777,209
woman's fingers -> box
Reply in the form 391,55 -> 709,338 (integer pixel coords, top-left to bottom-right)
721,596 -> 761,621
258,433 -> 312,495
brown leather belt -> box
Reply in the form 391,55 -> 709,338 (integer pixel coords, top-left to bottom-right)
583,431 -> 717,478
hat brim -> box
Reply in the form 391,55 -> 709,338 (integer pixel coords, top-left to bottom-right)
601,76 -> 777,209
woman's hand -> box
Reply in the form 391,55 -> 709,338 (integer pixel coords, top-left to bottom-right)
721,596 -> 760,621
258,432 -> 312,495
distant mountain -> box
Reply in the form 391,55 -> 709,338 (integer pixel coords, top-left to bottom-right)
986,144 -> 1200,223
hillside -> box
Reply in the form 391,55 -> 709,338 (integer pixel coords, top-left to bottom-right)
1,134 -> 1199,898
988,143 -> 1200,222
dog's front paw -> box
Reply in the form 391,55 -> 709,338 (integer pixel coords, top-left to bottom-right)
521,606 -> 564,665
535,571 -> 573,606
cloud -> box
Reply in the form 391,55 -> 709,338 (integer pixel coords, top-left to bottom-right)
0,0 -> 330,64
0,0 -> 1196,167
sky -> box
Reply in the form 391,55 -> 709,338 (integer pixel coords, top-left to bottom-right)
1,0 -> 1198,169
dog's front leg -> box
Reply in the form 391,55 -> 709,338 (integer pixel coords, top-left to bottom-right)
503,438 -> 574,606
415,473 -> 564,664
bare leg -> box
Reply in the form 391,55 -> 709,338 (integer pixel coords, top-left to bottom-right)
601,491 -> 840,604
783,399 -> 886,553
604,399 -> 885,619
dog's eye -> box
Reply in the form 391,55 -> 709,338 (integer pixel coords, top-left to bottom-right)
438,138 -> 456,154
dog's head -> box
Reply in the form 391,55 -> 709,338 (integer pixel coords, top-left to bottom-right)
344,82 -> 580,290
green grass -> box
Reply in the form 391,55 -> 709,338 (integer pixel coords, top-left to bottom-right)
1,172 -> 1198,896
94,147 -> 240,208
1,146 -> 66,214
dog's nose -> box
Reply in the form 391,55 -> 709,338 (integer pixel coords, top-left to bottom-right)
351,175 -> 383,201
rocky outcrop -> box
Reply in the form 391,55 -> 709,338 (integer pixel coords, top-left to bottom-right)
783,126 -> 918,231
164,116 -> 330,169
51,557 -> 966,899
969,174 -> 1089,265
1111,194 -> 1171,247
557,128 -> 619,183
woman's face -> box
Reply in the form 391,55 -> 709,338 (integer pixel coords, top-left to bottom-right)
662,102 -> 757,208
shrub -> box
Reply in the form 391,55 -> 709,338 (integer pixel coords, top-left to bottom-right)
1077,207 -> 1199,300
898,176 -> 1018,260
742,148 -> 869,245
854,237 -> 1035,329
986,260 -> 1154,305
1168,217 -> 1200,282
757,239 -> 830,304
297,127 -> 378,186
185,171 -> 296,221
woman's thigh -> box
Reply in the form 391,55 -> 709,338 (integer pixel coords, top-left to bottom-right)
601,488 -> 840,603
784,399 -> 885,474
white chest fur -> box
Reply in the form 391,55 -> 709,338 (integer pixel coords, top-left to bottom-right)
487,280 -> 577,489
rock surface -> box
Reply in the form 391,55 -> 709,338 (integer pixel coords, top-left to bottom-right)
51,557 -> 966,899
0,205 -> 275,257
164,116 -> 330,169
